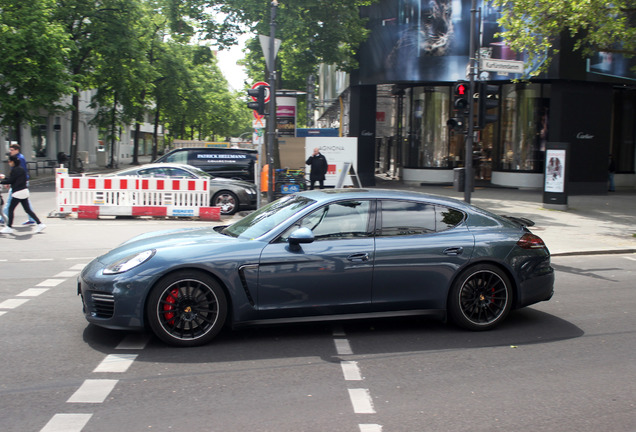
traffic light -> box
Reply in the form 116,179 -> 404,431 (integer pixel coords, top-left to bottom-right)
448,81 -> 468,132
453,82 -> 469,113
446,117 -> 465,132
247,85 -> 267,115
478,82 -> 499,128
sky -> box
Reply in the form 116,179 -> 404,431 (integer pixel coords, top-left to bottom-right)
216,35 -> 249,91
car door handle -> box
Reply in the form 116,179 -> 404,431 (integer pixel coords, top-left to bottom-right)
443,247 -> 464,256
347,253 -> 369,262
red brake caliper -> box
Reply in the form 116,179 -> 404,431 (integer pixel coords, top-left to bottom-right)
163,288 -> 179,324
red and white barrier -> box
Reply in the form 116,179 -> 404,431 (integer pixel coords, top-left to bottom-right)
55,173 -> 220,221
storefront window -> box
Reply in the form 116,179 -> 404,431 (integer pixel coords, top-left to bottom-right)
404,86 -> 453,168
31,116 -> 48,157
497,83 -> 549,172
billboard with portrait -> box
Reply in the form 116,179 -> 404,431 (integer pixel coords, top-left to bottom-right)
357,0 -> 554,84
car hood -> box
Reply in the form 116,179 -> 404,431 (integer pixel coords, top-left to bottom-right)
97,226 -> 239,264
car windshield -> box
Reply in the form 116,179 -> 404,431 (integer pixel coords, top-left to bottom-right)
184,165 -> 213,178
221,195 -> 315,239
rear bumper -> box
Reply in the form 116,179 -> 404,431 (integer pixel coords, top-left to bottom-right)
516,270 -> 555,308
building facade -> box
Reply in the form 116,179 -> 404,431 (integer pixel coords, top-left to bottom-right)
1,89 -> 163,176
319,0 -> 636,192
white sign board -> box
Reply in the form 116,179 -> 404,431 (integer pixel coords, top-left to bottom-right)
481,59 -> 525,74
305,137 -> 358,187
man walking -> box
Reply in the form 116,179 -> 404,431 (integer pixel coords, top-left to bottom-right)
306,147 -> 328,190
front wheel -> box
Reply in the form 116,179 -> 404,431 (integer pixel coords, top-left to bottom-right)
448,264 -> 512,331
212,191 -> 238,215
146,271 -> 227,347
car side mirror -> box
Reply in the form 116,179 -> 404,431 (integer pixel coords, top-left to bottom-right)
288,227 -> 314,248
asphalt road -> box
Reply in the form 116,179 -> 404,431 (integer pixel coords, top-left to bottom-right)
1,185 -> 634,432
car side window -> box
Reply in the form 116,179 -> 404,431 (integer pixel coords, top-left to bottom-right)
137,168 -> 167,178
280,200 -> 371,242
379,201 -> 464,236
165,167 -> 196,178
437,206 -> 465,230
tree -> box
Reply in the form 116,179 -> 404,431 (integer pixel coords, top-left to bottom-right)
491,0 -> 636,76
0,0 -> 72,146
89,0 -> 157,166
201,0 -> 378,89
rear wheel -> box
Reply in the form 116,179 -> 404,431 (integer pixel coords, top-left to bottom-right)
448,264 -> 512,331
146,271 -> 227,347
212,191 -> 239,215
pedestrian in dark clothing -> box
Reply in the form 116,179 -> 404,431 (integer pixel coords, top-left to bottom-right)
0,155 -> 46,235
3,143 -> 35,225
306,147 -> 328,190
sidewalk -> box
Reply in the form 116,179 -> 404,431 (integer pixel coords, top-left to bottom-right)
30,161 -> 636,256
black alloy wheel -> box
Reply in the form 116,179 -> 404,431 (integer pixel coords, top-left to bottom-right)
449,264 -> 512,331
147,271 -> 227,347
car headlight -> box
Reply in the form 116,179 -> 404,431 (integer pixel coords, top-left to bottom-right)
103,250 -> 155,275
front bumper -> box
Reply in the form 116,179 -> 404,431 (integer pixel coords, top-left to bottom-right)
78,261 -> 148,330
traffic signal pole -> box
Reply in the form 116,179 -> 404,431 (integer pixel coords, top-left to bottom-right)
267,1 -> 278,203
465,0 -> 477,204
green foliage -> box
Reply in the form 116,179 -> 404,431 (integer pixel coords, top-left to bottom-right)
203,0 -> 378,88
491,0 -> 636,76
1,0 -> 371,145
0,0 -> 72,134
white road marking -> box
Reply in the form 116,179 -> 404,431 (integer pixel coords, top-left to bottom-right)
623,256 -> 636,261
93,354 -> 138,373
334,338 -> 353,355
332,325 -> 346,337
359,424 -> 383,432
116,334 -> 151,350
67,379 -> 118,403
17,288 -> 49,297
341,360 -> 363,381
0,298 -> 29,309
0,311 -> 6,317
40,413 -> 93,432
348,388 -> 376,414
21,258 -> 54,262
36,279 -> 65,287
53,271 -> 79,278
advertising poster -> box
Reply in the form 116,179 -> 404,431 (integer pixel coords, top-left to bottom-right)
277,96 -> 297,137
305,137 -> 358,187
544,149 -> 566,193
357,0 -> 547,83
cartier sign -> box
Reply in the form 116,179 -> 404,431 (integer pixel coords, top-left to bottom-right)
576,132 -> 594,139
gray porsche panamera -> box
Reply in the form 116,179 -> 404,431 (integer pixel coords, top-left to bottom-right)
78,189 -> 555,347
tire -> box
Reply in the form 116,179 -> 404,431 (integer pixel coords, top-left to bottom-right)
212,191 -> 239,215
448,264 -> 512,331
146,270 -> 228,347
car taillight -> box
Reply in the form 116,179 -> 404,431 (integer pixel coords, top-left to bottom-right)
517,233 -> 547,249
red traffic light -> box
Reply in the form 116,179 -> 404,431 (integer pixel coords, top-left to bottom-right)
455,83 -> 467,96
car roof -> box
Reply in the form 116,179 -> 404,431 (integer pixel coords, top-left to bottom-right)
115,163 -> 199,173
165,147 -> 257,153
296,188 -> 471,210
